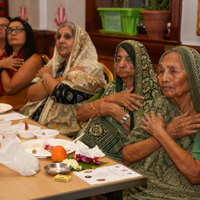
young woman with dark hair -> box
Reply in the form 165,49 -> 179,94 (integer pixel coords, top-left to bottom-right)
0,17 -> 43,111
5,17 -> 36,61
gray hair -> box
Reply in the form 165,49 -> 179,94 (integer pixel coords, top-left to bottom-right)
55,22 -> 76,39
158,49 -> 184,72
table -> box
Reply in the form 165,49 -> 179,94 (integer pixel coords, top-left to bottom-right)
0,114 -> 147,200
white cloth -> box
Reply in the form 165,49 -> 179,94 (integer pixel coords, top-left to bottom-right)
75,140 -> 105,158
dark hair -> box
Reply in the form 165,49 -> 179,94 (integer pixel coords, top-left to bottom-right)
0,16 -> 12,22
5,17 -> 37,61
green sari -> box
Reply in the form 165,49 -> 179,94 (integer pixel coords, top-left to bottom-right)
76,40 -> 161,162
123,46 -> 200,199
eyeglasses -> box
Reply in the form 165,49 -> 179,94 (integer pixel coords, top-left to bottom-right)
0,23 -> 8,29
6,26 -> 25,35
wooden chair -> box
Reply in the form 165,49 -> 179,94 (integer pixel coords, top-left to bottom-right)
40,54 -> 50,64
101,62 -> 114,83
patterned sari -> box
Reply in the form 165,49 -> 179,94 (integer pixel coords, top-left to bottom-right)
123,46 -> 200,199
76,40 -> 161,162
20,23 -> 106,136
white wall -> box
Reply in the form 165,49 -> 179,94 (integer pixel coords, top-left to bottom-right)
181,0 -> 200,45
8,0 -> 86,31
8,0 -> 40,29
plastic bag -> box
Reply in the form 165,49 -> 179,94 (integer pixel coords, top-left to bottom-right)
0,139 -> 40,176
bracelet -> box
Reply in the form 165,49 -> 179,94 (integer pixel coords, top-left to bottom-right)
91,102 -> 96,111
119,113 -> 130,125
104,96 -> 107,102
41,74 -> 51,82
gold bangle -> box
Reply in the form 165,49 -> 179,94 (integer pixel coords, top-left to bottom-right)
41,74 -> 51,82
91,102 -> 96,111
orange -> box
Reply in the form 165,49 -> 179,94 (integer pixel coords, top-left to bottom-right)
51,145 -> 67,162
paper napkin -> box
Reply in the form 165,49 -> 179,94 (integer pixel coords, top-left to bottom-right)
75,140 -> 105,158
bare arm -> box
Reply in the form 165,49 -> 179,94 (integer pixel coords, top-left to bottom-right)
77,87 -> 144,122
123,111 -> 200,166
27,82 -> 49,101
76,98 -> 105,122
28,65 -> 87,102
27,65 -> 58,101
92,102 -> 130,133
141,111 -> 200,184
1,54 -> 42,95
123,137 -> 160,166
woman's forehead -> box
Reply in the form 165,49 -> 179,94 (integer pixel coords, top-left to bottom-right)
58,26 -> 72,33
0,17 -> 9,24
117,47 -> 128,55
160,51 -> 182,64
9,21 -> 24,28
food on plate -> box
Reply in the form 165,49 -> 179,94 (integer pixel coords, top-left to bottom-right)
44,144 -> 54,152
26,143 -> 41,148
51,145 -> 67,162
62,156 -> 82,170
42,132 -> 46,135
32,149 -> 37,154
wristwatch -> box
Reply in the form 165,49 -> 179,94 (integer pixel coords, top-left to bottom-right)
119,113 -> 130,125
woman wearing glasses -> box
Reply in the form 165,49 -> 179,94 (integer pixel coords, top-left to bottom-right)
0,17 -> 43,111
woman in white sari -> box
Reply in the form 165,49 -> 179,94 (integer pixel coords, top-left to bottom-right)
20,22 -> 106,136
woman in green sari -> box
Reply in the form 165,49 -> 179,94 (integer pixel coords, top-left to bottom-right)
76,40 -> 161,162
123,46 -> 200,199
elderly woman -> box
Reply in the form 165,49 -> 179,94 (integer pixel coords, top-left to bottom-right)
122,46 -> 200,199
75,40 -> 161,162
20,22 -> 106,136
0,17 -> 43,111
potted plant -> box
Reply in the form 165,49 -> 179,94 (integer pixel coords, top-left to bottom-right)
96,0 -> 145,36
140,0 -> 171,39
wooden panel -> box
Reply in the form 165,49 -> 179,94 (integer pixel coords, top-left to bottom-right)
170,0 -> 182,41
197,0 -> 200,35
33,29 -> 200,74
98,55 -> 115,75
33,30 -> 55,58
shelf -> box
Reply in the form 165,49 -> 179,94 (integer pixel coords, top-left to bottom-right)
86,0 -> 182,72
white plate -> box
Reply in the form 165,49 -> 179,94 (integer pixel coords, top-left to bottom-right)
0,103 -> 13,114
22,139 -> 75,158
11,124 -> 41,132
25,147 -> 51,158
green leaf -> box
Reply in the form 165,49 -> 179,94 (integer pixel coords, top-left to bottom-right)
71,162 -> 108,171
67,155 -> 74,160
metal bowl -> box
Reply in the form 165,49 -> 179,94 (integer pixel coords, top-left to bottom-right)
44,163 -> 72,176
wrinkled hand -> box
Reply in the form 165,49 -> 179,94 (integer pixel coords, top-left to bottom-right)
91,102 -> 119,120
140,111 -> 165,136
68,66 -> 87,73
36,65 -> 52,79
166,111 -> 200,139
0,52 -> 24,71
108,87 -> 144,111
